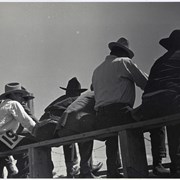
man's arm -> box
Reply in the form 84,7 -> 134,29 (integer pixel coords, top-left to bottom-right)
11,101 -> 36,133
125,59 -> 148,90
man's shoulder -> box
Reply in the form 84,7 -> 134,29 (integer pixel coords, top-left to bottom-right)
45,95 -> 78,112
114,57 -> 132,64
1,99 -> 22,111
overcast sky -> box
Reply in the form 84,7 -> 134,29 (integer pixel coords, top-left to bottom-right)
0,2 -> 180,118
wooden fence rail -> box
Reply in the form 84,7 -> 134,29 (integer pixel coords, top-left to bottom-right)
1,113 -> 180,178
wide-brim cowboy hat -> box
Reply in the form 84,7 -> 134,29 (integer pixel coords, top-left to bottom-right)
60,77 -> 87,93
108,37 -> 134,58
159,29 -> 180,50
0,82 -> 29,100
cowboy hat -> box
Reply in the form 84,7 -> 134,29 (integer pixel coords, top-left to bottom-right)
0,82 -> 29,100
21,86 -> 35,101
159,29 -> 180,50
108,37 -> 134,58
60,77 -> 87,93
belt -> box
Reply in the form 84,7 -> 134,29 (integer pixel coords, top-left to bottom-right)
97,102 -> 130,113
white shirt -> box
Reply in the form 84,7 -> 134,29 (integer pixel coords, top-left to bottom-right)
92,55 -> 148,110
0,99 -> 36,134
60,91 -> 95,127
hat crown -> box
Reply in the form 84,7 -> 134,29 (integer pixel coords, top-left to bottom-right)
5,82 -> 22,93
159,29 -> 180,50
66,77 -> 81,91
108,37 -> 134,58
169,30 -> 180,40
116,37 -> 129,48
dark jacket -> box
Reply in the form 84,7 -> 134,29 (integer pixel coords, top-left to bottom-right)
39,95 -> 78,121
143,50 -> 180,95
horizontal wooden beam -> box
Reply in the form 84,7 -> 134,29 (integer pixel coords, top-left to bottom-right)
1,113 -> 180,157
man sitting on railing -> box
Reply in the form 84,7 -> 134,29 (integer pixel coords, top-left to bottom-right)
40,77 -> 102,178
92,37 -> 148,178
134,30 -> 180,177
0,82 -> 57,178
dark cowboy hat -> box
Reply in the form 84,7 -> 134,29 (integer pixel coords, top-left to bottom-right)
21,86 -> 35,101
60,77 -> 87,93
159,30 -> 180,50
0,82 -> 29,100
108,37 -> 134,58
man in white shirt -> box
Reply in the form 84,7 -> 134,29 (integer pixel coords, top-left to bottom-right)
0,82 -> 57,178
92,37 -> 148,177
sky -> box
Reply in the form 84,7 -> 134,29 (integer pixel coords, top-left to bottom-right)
0,2 -> 180,118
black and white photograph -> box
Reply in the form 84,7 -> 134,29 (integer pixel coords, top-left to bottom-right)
0,1 -> 180,178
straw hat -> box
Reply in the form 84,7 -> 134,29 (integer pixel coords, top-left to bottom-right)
0,82 -> 29,100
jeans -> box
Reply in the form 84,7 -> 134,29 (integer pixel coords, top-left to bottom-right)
141,91 -> 180,172
96,103 -> 133,174
78,140 -> 94,175
63,143 -> 78,174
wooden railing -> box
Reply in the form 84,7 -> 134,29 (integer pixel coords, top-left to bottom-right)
1,113 -> 180,178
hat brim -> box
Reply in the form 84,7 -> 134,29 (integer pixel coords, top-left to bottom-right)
159,38 -> 171,50
0,89 -> 29,100
108,42 -> 134,58
60,87 -> 88,93
22,95 -> 35,100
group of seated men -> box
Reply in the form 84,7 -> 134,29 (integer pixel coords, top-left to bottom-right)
1,29 -> 180,178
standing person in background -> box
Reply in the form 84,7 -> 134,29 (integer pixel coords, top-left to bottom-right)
92,37 -> 148,178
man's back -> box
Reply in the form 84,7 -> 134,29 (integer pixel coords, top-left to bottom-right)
144,50 -> 180,95
92,55 -> 147,110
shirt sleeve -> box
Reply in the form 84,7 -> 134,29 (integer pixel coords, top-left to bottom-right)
9,101 -> 36,133
123,59 -> 148,90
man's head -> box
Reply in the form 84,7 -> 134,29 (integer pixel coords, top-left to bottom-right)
159,29 -> 180,51
0,82 -> 29,103
108,37 -> 134,58
21,86 -> 35,105
60,77 -> 87,97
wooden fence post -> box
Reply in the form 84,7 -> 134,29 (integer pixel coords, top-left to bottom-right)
119,129 -> 148,177
28,147 -> 53,178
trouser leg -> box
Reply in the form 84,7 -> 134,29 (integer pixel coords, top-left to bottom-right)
63,143 -> 77,176
150,126 -> 166,165
167,124 -> 180,174
73,144 -> 78,165
106,135 -> 119,175
78,140 -> 93,175
0,157 -> 6,178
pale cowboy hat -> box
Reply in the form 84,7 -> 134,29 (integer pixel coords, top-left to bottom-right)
21,86 -> 35,101
159,29 -> 180,50
0,82 -> 29,100
60,77 -> 88,93
108,37 -> 134,58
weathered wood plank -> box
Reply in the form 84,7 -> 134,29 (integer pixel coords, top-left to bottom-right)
119,129 -> 148,177
1,113 -> 180,157
28,147 -> 53,178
